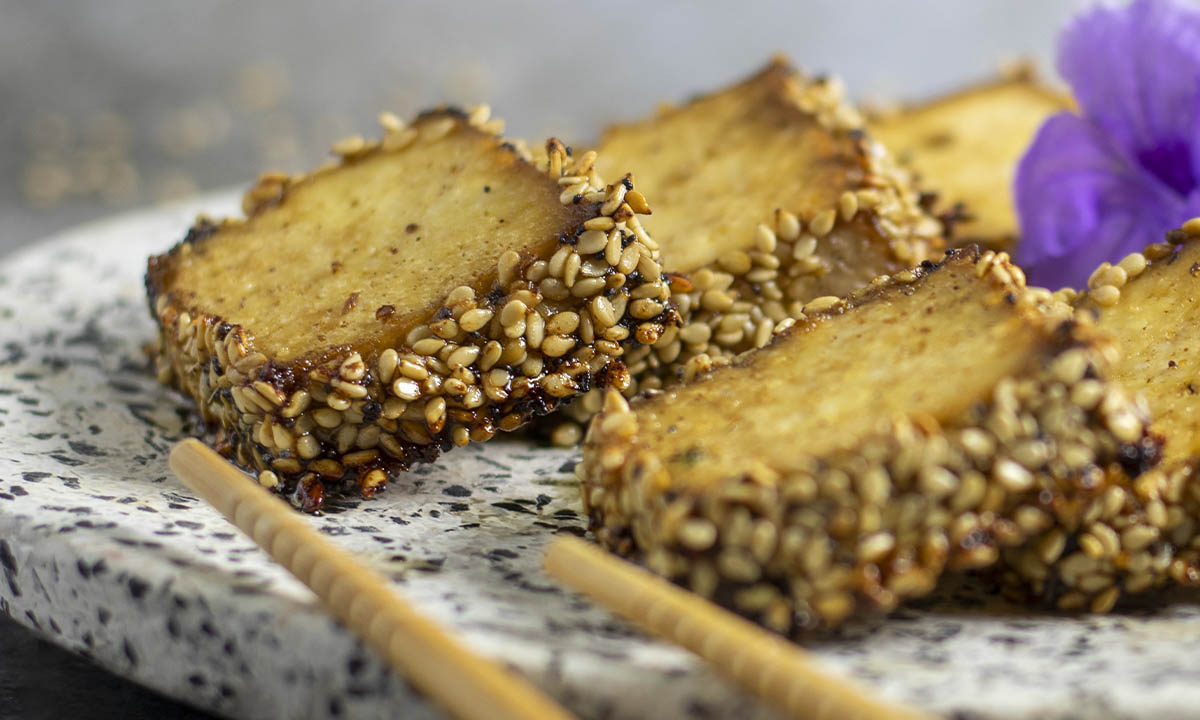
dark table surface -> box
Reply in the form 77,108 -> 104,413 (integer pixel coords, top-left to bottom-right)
0,2 -> 1072,718
0,614 -> 214,720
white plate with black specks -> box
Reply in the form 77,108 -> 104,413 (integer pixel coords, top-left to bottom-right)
3,193 -> 1200,720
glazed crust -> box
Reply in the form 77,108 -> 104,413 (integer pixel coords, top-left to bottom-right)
147,108 -> 676,511
868,64 -> 1072,251
578,247 -> 1161,632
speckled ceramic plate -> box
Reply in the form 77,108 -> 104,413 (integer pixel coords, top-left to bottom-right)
3,193 -> 1200,720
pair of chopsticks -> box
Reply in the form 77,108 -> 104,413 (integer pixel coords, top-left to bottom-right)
170,439 -> 932,720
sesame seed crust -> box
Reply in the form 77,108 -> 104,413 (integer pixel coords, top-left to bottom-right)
577,248 -> 1158,632
994,220 -> 1200,611
146,108 -> 676,512
545,57 -> 944,442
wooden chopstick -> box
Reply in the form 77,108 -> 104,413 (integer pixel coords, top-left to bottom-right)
544,536 -> 935,720
169,438 -> 575,720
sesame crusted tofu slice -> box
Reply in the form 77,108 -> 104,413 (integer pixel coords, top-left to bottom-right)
869,66 -> 1072,251
595,56 -> 943,368
578,247 -> 1158,631
545,57 -> 944,443
994,221 -> 1200,610
147,108 -> 675,511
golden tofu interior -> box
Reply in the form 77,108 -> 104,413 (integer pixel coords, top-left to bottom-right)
159,113 -> 589,362
869,69 -> 1071,247
634,252 -> 1045,485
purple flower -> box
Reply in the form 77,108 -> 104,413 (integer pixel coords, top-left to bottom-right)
1015,0 -> 1200,288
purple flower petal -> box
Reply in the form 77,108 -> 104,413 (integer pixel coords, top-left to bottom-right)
1014,112 -> 1184,288
1058,0 -> 1200,193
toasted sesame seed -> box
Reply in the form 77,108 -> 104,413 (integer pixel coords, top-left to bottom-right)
281,389 -> 311,419
391,378 -> 422,401
332,379 -> 369,399
257,470 -> 279,489
1070,379 -> 1105,409
446,345 -> 481,369
542,372 -> 576,397
442,377 -> 469,396
412,337 -> 446,356
1143,242 -> 1175,261
525,311 -> 546,349
466,104 -> 491,126
1050,349 -> 1089,385
1106,408 -> 1143,443
589,295 -> 617,328
803,296 -> 841,314
271,457 -> 302,474
1116,252 -> 1148,278
343,449 -> 380,467
571,277 -> 607,297
625,190 -> 650,214
1146,499 -> 1169,528
630,298 -> 664,320
326,393 -> 352,411
382,126 -> 418,151
546,311 -> 581,336
838,191 -> 858,220
809,209 -> 836,237
790,234 -> 818,261
754,223 -> 777,254
583,216 -> 615,232
1122,525 -> 1159,551
700,290 -> 734,312
541,334 -> 576,358
457,308 -> 494,333
420,116 -> 457,142
678,322 -> 713,346
1091,586 -> 1120,614
1090,284 -> 1121,307
1090,523 -> 1121,557
491,249 -> 522,286
378,111 -> 404,132
918,466 -> 958,498
563,252 -> 582,287
332,135 -> 366,156
718,250 -> 752,275
994,459 -> 1033,492
312,408 -> 342,428
775,209 -> 801,241
858,532 -> 895,563
516,355 -> 541,379
499,299 -> 527,328
425,397 -> 447,433
374,349 -> 399,385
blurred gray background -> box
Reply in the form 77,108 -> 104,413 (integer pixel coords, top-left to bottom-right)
0,0 -> 1083,257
